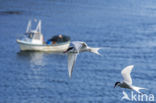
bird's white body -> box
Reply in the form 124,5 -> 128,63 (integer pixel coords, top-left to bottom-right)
115,65 -> 147,93
66,41 -> 101,78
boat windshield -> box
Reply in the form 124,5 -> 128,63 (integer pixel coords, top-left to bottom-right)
25,33 -> 34,39
25,32 -> 41,40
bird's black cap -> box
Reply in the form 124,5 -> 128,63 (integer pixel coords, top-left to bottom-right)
114,82 -> 120,88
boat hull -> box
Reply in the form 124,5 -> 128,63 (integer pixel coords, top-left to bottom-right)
17,40 -> 70,52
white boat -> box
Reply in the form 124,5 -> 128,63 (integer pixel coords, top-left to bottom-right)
16,20 -> 70,52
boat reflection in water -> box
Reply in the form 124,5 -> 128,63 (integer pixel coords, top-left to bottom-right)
17,51 -> 46,67
17,51 -> 47,88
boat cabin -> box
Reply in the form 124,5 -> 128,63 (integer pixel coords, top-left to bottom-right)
25,20 -> 43,45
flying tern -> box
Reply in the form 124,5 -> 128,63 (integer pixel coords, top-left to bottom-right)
114,65 -> 147,94
64,41 -> 101,78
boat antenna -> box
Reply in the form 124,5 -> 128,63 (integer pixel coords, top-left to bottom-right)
36,20 -> 41,33
26,20 -> 31,33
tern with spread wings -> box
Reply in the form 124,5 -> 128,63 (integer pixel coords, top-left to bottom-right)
114,65 -> 147,93
64,41 -> 101,78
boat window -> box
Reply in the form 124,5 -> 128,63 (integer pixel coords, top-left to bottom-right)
25,33 -> 34,39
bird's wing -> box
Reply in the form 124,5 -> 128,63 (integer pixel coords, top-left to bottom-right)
121,65 -> 134,85
72,41 -> 87,51
68,53 -> 78,78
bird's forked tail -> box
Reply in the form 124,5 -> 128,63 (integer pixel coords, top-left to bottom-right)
132,86 -> 147,94
89,47 -> 101,55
